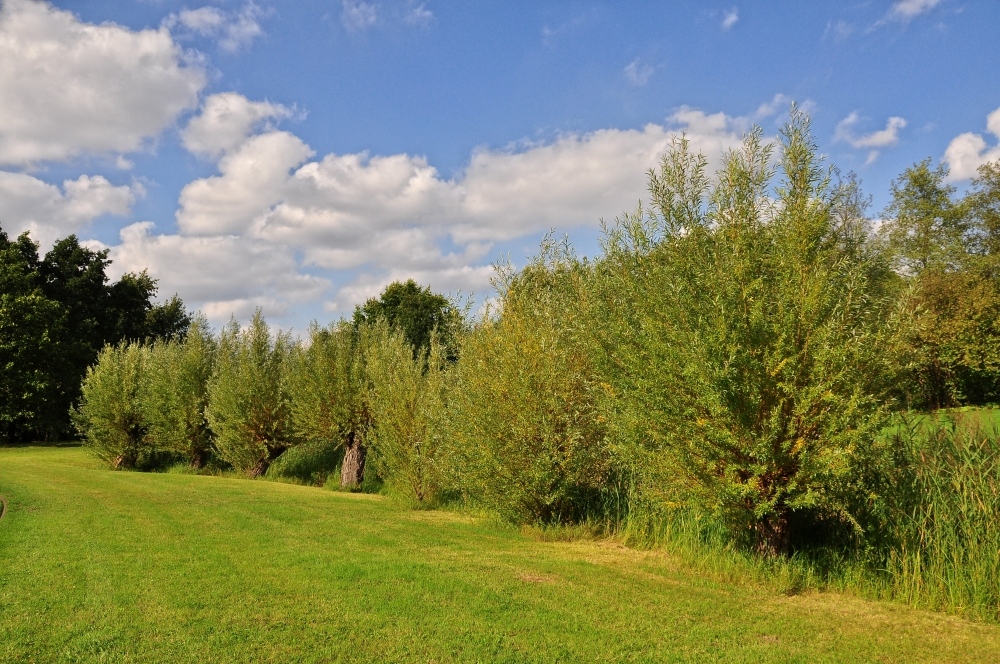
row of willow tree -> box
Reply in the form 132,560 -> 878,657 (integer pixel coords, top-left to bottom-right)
0,231 -> 190,443
74,111 -> 1000,561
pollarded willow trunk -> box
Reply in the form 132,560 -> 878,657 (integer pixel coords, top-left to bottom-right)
340,430 -> 366,488
113,452 -> 137,470
189,447 -> 208,469
246,445 -> 287,479
756,511 -> 792,557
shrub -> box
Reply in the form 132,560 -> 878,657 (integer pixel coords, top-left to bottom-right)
589,112 -> 899,554
365,324 -> 449,503
447,241 -> 609,524
286,320 -> 370,487
73,342 -> 156,469
207,310 -> 295,477
145,316 -> 216,467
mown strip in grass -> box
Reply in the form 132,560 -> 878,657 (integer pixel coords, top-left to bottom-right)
2,445 -> 1000,663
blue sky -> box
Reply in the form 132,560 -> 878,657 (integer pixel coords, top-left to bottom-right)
2,0 -> 999,331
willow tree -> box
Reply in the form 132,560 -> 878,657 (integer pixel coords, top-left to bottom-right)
146,316 -> 216,468
286,320 -> 370,487
365,324 -> 449,503
590,110 -> 898,554
448,241 -> 609,524
207,310 -> 295,477
73,341 -> 154,469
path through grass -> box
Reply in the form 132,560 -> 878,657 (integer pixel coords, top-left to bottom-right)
2,445 -> 1000,662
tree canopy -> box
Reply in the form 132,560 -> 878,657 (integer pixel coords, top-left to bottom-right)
0,227 -> 190,442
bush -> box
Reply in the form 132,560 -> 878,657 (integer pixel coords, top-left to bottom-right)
286,320 -> 369,487
207,310 -> 295,477
145,317 -> 216,467
365,323 -> 449,503
589,113 -> 899,554
447,242 -> 609,524
73,342 -> 156,469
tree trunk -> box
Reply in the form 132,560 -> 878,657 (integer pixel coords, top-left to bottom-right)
756,511 -> 791,557
189,448 -> 208,470
113,452 -> 137,470
246,445 -> 286,479
340,431 -> 366,488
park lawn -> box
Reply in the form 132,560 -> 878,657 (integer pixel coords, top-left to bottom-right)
2,446 -> 1000,663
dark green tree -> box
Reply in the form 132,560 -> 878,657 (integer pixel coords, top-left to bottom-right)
0,231 -> 65,442
353,279 -> 462,359
0,227 -> 190,441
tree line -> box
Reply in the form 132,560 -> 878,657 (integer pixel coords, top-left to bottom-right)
0,231 -> 190,443
21,110 -> 1000,617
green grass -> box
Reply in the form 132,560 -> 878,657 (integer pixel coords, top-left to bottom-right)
3,447 -> 1000,663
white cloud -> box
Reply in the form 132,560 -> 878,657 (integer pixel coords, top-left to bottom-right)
177,131 -> 315,234
0,172 -> 134,248
943,107 -> 1000,181
181,92 -> 294,159
0,0 -> 205,166
870,0 -> 942,29
834,112 -> 907,163
341,0 -> 378,31
104,222 -> 329,324
623,58 -> 654,87
888,0 -> 941,21
163,94 -> 749,318
164,3 -> 267,53
755,94 -> 793,120
721,7 -> 739,31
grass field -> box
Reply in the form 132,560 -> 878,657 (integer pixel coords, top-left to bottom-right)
3,447 -> 1000,663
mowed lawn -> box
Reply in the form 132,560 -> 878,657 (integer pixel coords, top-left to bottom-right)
2,447 -> 1000,663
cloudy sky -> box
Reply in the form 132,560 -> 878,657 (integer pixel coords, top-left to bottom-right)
2,0 -> 999,331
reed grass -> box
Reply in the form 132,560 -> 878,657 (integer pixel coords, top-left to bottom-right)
878,410 -> 1000,621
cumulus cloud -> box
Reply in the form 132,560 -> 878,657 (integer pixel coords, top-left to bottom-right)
104,222 -> 329,323
161,94 -> 750,318
870,0 -> 942,29
0,0 -> 205,166
721,7 -> 739,31
178,131 -> 315,235
181,92 -> 295,159
623,58 -> 654,87
0,172 -> 135,248
405,2 -> 433,26
164,2 -> 267,53
943,107 -> 1000,181
834,112 -> 907,163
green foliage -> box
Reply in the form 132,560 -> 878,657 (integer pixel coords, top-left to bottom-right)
353,279 -> 464,359
286,320 -> 367,449
145,316 -> 216,467
73,342 -> 156,469
365,323 -> 449,503
448,240 -> 609,524
0,231 -> 64,440
883,160 -> 1000,408
0,227 -> 189,441
881,159 -> 966,275
590,114 -> 897,554
879,412 -> 1000,621
207,310 -> 295,477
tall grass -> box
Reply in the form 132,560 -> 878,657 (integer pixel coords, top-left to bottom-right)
879,411 -> 1000,621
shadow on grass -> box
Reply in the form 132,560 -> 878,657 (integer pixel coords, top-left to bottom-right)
0,440 -> 83,449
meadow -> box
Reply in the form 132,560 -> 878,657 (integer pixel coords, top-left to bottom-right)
3,445 -> 1000,663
